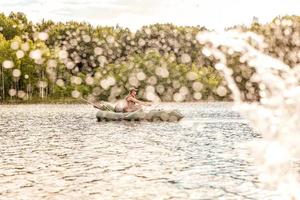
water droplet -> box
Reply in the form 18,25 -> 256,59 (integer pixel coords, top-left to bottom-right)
70,76 -> 82,85
155,67 -> 169,78
21,42 -> 30,51
47,59 -> 57,68
85,76 -> 94,85
186,71 -> 197,81
94,47 -> 103,55
129,76 -> 139,87
147,76 -> 157,85
156,84 -> 165,94
58,50 -> 68,59
38,32 -> 48,41
192,81 -> 203,92
216,86 -> 227,97
12,69 -> 21,77
16,50 -> 25,58
173,92 -> 185,102
136,71 -> 146,81
2,60 -> 14,69
11,41 -> 19,50
193,92 -> 202,100
180,53 -> 191,63
66,61 -> 75,69
9,89 -> 16,96
179,86 -> 189,96
106,35 -> 115,44
29,50 -> 42,60
17,90 -> 26,98
56,79 -> 65,87
82,34 -> 91,43
37,81 -> 48,88
71,90 -> 81,98
172,80 -> 181,89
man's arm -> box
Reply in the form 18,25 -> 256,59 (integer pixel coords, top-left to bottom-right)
128,96 -> 151,106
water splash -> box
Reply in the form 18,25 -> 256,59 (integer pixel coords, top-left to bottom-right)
197,29 -> 300,199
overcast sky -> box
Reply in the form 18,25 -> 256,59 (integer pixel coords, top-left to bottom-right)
0,0 -> 299,30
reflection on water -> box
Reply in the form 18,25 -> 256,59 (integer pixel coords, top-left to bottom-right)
0,103 -> 279,199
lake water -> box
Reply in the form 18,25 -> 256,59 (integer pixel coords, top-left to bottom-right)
0,103 -> 279,199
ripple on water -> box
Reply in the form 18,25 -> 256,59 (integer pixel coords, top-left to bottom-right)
0,103 -> 279,199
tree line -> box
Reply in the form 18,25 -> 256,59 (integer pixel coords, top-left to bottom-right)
0,12 -> 299,102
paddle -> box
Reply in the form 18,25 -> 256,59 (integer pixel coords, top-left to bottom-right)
80,97 -> 113,111
125,103 -> 157,118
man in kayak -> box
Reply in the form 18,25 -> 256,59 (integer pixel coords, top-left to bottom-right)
115,88 -> 151,112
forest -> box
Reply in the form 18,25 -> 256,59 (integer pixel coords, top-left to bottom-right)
0,12 -> 299,103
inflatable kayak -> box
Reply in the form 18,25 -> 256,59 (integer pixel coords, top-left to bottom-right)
96,109 -> 184,122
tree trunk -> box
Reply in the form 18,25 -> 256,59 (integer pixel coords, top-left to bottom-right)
1,65 -> 5,101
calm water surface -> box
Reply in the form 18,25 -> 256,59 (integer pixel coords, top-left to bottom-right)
0,103 -> 278,200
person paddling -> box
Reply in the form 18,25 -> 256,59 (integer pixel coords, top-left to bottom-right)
116,88 -> 151,112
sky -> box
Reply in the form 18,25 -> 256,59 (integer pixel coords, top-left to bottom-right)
0,0 -> 299,31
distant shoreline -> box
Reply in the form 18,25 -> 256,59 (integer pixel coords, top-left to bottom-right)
0,98 -> 233,105
0,98 -> 84,105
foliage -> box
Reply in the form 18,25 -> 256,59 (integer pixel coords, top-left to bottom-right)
0,11 -> 299,102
